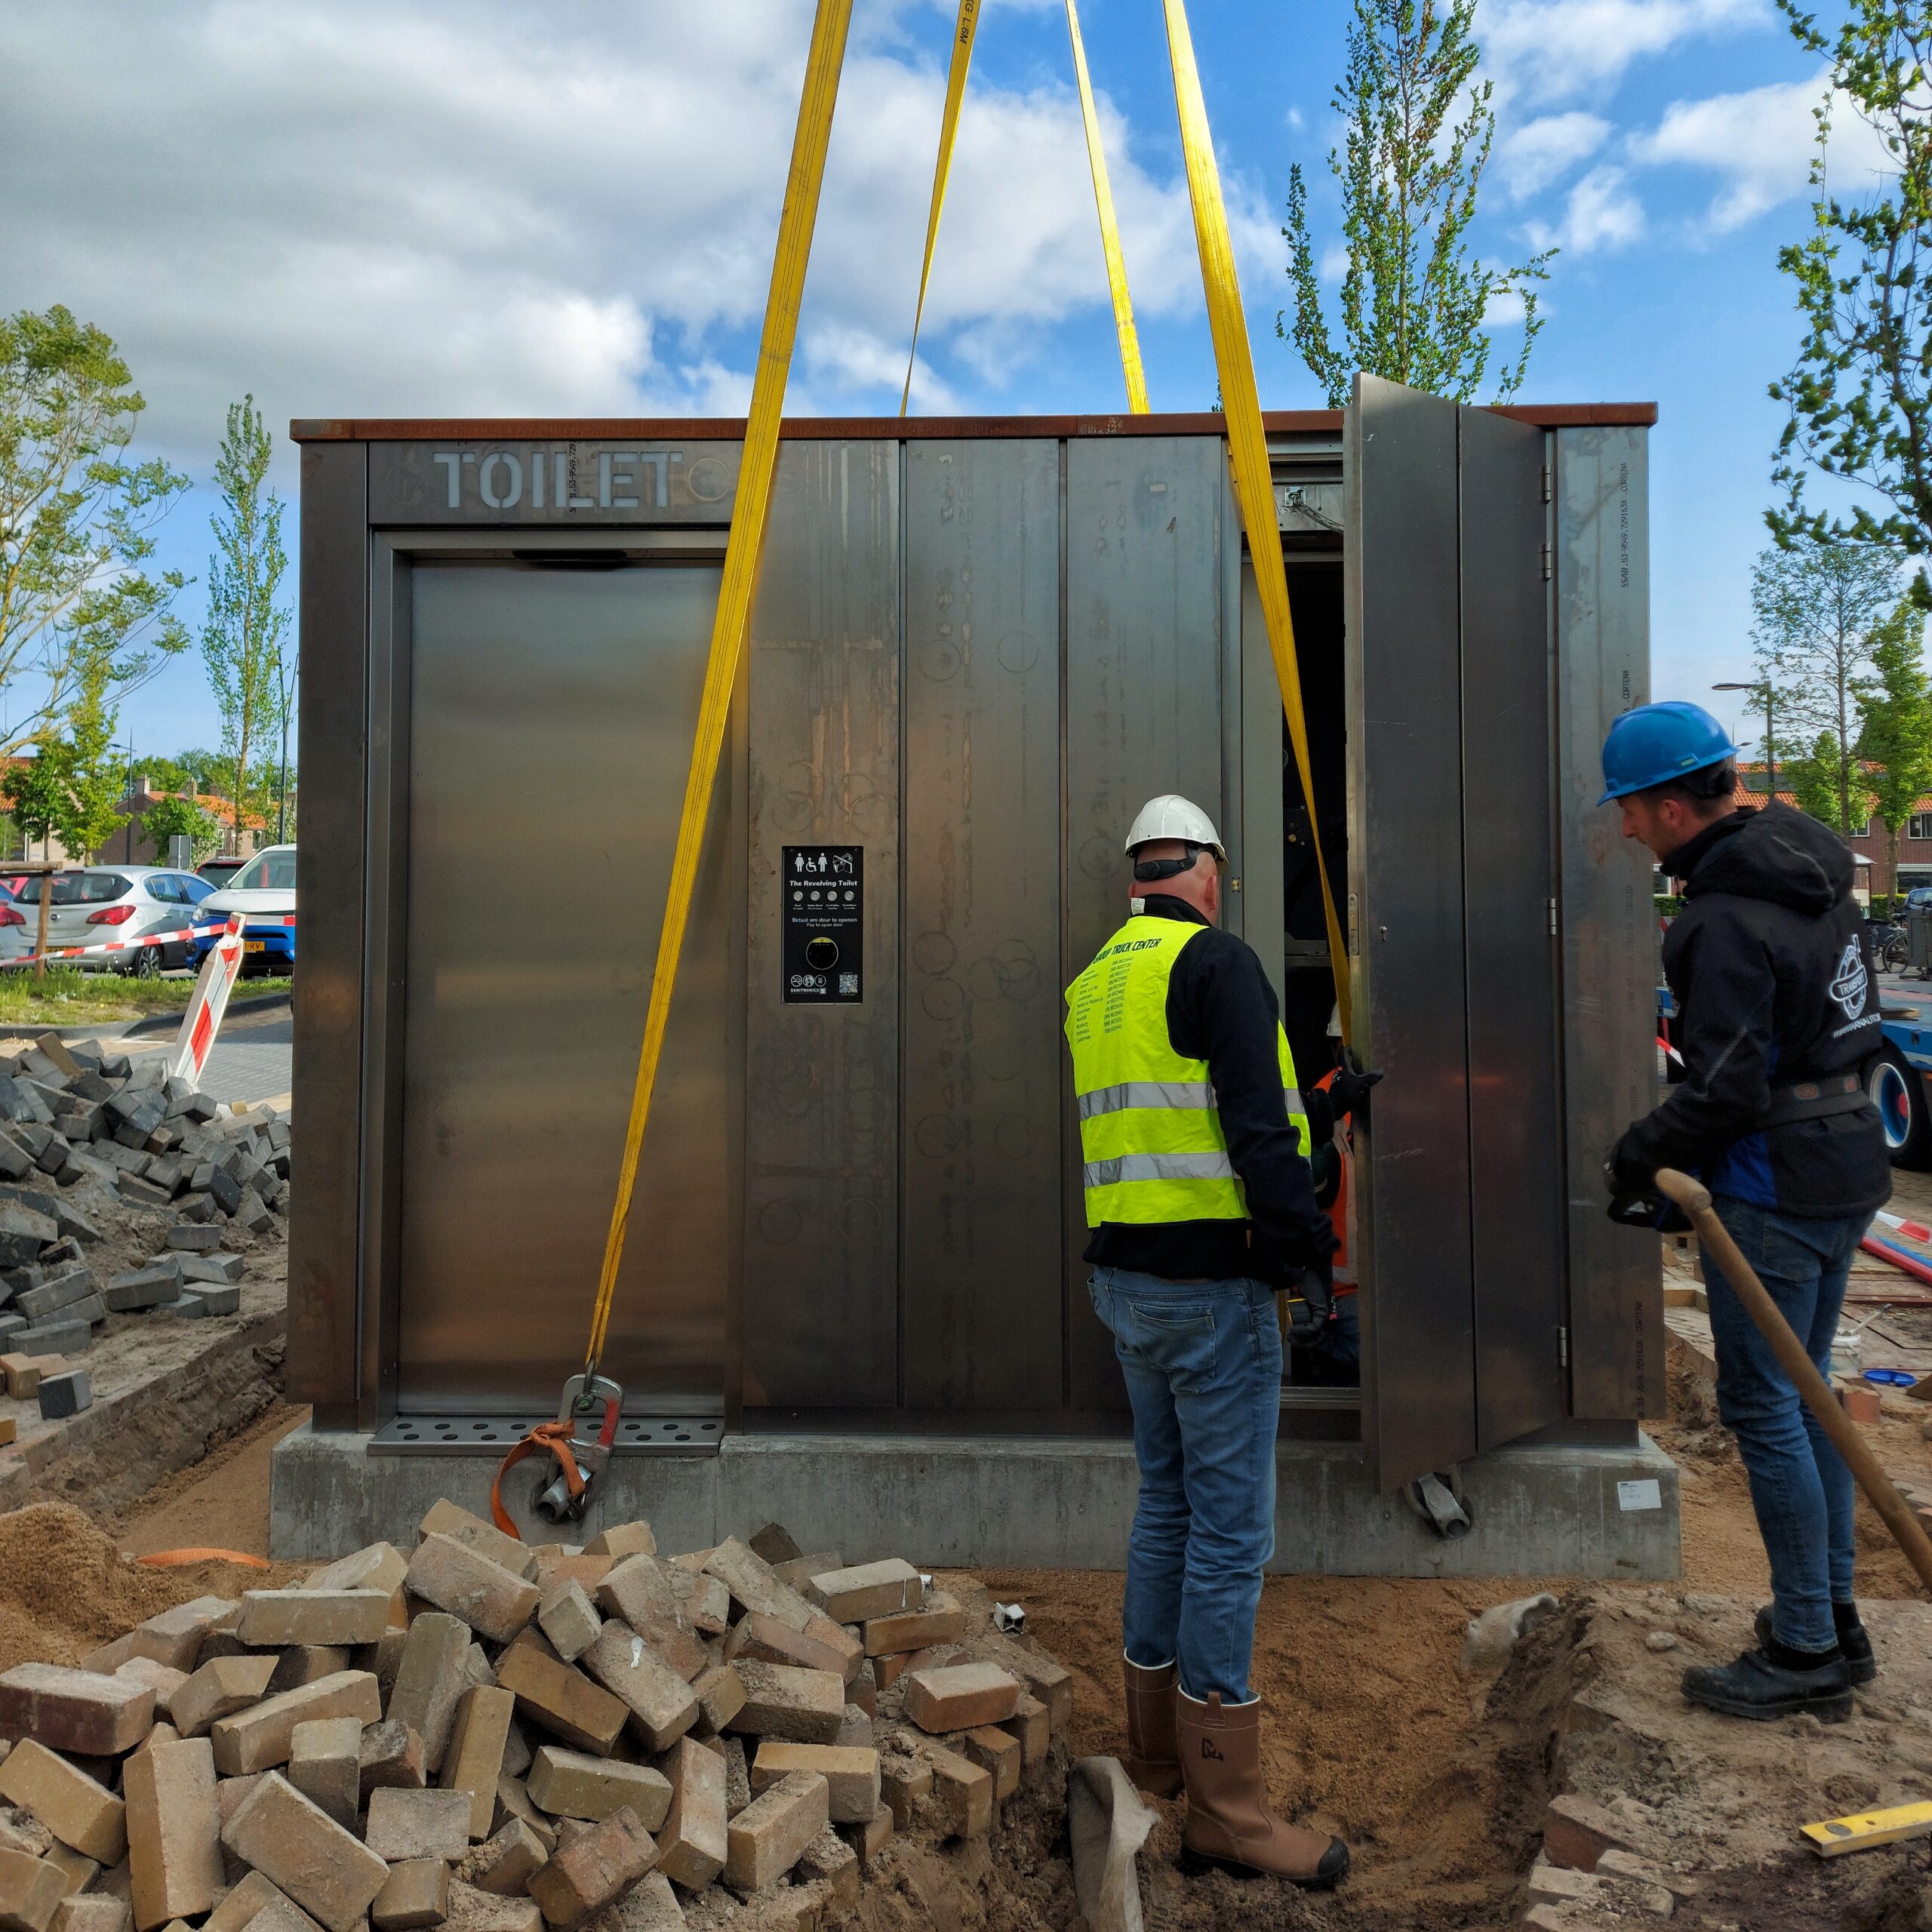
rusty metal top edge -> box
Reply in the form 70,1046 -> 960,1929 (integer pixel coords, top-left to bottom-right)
290,402 -> 1658,443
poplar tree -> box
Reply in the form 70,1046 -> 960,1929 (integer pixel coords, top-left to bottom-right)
1752,538 -> 1903,835
1279,0 -> 1551,406
201,398 -> 288,848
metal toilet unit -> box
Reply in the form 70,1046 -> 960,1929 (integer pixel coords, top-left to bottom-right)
272,377 -> 1678,1578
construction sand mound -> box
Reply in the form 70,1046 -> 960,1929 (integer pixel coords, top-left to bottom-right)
0,1502 -> 279,1672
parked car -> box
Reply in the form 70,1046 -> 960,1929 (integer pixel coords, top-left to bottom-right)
192,844 -> 296,975
196,855 -> 250,887
11,866 -> 217,974
0,884 -> 34,967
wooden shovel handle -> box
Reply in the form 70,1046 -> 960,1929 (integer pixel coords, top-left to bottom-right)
1654,1168 -> 1932,1599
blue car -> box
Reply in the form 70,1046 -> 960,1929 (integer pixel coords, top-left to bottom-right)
190,845 -> 296,974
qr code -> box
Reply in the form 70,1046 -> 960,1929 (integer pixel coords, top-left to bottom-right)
839,973 -> 860,997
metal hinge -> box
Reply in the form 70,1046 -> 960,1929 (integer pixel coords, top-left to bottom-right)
1540,542 -> 1553,582
1558,1325 -> 1570,1368
1541,463 -> 1552,504
1547,897 -> 1557,937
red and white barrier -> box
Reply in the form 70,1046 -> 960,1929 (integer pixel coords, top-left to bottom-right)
169,916 -> 247,1086
1875,1208 -> 1932,1245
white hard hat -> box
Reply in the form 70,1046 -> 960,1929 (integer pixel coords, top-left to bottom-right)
1326,1004 -> 1342,1038
1124,794 -> 1226,861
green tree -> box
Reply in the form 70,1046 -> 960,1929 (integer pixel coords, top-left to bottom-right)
1278,0 -> 1551,406
51,657 -> 126,862
1855,600 -> 1932,884
1752,538 -> 1903,834
1784,727 -> 1863,829
140,792 -> 220,866
201,398 -> 288,848
1769,1 -> 1932,561
0,306 -> 189,751
170,748 -> 230,798
2,752 -> 63,861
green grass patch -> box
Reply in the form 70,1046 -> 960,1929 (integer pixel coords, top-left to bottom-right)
0,969 -> 291,1027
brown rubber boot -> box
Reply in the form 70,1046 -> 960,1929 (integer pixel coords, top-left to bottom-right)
1122,1656 -> 1183,1798
1177,1687 -> 1349,1887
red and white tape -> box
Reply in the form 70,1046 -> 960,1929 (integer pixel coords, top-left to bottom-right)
4,911 -> 294,970
3,919 -> 231,969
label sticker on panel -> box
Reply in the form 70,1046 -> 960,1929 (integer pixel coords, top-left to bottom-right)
1616,1478 -> 1663,1513
783,847 -> 863,1002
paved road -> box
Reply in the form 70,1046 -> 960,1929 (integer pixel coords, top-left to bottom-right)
198,1010 -> 292,1108
123,1006 -> 292,1108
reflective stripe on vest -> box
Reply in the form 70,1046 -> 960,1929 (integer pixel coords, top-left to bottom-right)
1063,914 -> 1309,1228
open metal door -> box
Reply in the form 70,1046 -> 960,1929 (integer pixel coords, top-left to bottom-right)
1347,375 -> 1567,1490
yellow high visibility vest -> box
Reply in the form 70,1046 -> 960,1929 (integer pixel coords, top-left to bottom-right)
1064,914 -> 1309,1228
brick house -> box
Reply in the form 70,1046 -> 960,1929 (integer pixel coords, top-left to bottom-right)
1734,764 -> 1920,896
106,777 -> 269,867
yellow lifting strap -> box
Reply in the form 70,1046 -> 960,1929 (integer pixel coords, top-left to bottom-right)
1161,0 -> 1352,1044
581,0 -> 855,1380
900,0 -> 983,417
1064,0 -> 1149,414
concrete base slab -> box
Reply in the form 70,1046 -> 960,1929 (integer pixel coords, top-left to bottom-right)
271,1423 -> 1681,1579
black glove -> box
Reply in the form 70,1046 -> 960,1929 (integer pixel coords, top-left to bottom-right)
1602,1140 -> 1688,1232
1281,1257 -> 1334,1343
1328,1049 -> 1383,1122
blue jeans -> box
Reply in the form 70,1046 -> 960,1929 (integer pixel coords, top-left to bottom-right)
1089,1266 -> 1280,1703
1699,1198 -> 1866,1654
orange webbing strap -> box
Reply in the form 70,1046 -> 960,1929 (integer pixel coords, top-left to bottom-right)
491,1422 -> 583,1539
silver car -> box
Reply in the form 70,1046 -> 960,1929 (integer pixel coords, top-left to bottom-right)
13,866 -> 219,975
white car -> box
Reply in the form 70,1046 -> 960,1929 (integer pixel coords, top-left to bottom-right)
11,866 -> 218,974
193,845 -> 296,975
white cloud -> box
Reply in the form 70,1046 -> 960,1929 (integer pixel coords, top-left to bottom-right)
0,0 -> 1210,473
1527,165 -> 1647,253
1631,69 -> 1895,232
1485,0 -> 1769,108
1496,112 -> 1612,201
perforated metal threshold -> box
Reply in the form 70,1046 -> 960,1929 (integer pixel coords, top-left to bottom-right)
369,1414 -> 724,1457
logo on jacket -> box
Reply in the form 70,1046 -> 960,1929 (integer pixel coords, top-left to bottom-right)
1829,939 -> 1869,1020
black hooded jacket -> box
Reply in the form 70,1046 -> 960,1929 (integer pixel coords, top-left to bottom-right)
1613,803 -> 1890,1219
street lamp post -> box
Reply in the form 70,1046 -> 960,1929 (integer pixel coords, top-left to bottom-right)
1712,681 -> 1774,804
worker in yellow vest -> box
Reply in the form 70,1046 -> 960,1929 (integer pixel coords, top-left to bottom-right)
1064,794 -> 1355,1890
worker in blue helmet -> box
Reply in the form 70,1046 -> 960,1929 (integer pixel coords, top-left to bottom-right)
1601,700 -> 1890,1724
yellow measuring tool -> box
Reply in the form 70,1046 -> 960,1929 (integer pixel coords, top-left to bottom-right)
1065,0 -> 1149,414
581,0 -> 854,1385
1801,1799 -> 1932,1857
1161,0 -> 1352,1044
900,0 -> 983,416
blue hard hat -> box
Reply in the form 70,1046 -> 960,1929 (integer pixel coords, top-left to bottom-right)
1598,702 -> 1740,804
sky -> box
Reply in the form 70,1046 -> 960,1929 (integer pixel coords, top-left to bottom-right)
0,0 -> 1887,763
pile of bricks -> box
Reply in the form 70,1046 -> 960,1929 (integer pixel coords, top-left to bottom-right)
0,1034 -> 288,1427
0,1501 -> 1072,1932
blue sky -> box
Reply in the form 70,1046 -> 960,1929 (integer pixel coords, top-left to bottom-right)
3,0 -> 1863,763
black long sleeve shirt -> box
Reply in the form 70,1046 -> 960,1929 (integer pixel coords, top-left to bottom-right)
1083,896 -> 1337,1285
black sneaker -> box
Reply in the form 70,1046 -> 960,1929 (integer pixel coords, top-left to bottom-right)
1683,1644 -> 1854,1722
1754,1605 -> 1876,1687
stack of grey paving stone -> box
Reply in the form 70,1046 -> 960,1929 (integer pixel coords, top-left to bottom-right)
0,1035 -> 289,1417
0,1500 -> 1072,1932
